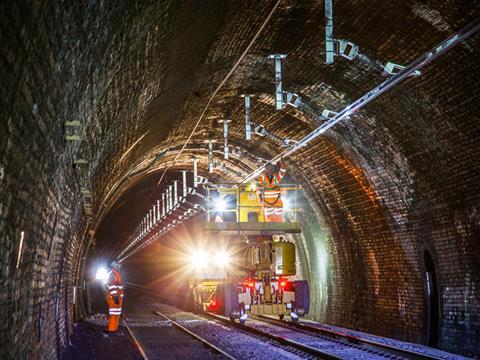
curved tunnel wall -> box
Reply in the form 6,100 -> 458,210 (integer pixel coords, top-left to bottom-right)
1,1 -> 479,358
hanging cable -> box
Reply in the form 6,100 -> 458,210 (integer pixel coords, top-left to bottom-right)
156,0 -> 281,186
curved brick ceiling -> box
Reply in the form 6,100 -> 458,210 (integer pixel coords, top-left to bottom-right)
0,1 -> 479,358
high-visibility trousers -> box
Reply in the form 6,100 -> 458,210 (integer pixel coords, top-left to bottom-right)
264,199 -> 284,222
107,294 -> 123,332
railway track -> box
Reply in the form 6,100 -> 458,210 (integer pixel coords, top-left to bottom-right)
153,310 -> 236,359
152,308 -> 318,359
123,288 -> 457,359
199,311 -> 340,359
123,310 -> 232,359
125,324 -> 150,360
253,315 -> 445,360
201,311 -> 452,360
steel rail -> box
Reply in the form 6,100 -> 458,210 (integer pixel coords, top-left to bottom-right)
153,310 -> 237,360
255,315 -> 444,360
125,324 -> 150,360
201,311 -> 342,359
241,18 -> 480,183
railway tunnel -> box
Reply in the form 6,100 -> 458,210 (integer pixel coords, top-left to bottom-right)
1,1 -> 479,359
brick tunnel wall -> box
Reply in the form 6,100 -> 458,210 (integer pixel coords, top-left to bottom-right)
1,1 -> 479,358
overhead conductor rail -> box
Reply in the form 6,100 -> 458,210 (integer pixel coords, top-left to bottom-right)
324,0 -> 422,76
118,158 -> 210,261
118,13 -> 479,262
243,17 -> 480,183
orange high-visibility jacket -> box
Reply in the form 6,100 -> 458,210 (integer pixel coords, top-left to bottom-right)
106,269 -> 124,300
257,162 -> 286,206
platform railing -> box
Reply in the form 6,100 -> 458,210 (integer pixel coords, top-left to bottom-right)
205,183 -> 301,225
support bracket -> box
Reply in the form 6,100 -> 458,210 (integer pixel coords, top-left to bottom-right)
384,62 -> 421,77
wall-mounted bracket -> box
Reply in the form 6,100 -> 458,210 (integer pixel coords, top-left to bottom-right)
321,109 -> 339,119
283,92 -> 303,108
241,94 -> 254,140
168,185 -> 173,213
325,0 -> 334,64
192,157 -> 199,187
173,180 -> 179,208
268,54 -> 287,110
218,120 -> 231,160
336,39 -> 359,60
161,193 -> 166,218
282,138 -> 298,147
254,124 -> 267,137
203,140 -> 216,173
74,159 -> 88,167
65,120 -> 81,127
65,135 -> 82,141
384,62 -> 421,77
64,120 -> 83,141
181,170 -> 188,199
80,189 -> 92,197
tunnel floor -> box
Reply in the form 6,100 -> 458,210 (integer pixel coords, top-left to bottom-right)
62,289 -> 471,359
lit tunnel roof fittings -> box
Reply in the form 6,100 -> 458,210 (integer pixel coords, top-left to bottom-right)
204,140 -> 216,173
268,54 -> 287,110
120,17 -> 480,263
218,119 -> 231,160
193,157 -> 199,187
118,172 -> 206,261
181,170 -> 188,198
173,180 -> 179,209
324,0 -> 421,76
325,0 -> 334,64
243,18 -> 480,183
241,94 -> 254,140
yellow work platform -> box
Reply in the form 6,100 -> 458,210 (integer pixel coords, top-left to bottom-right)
204,221 -> 301,234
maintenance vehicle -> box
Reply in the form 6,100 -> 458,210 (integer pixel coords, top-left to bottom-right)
189,182 -> 309,324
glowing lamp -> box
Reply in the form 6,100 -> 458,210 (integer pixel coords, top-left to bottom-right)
215,198 -> 227,212
215,250 -> 231,268
189,250 -> 207,269
95,267 -> 109,282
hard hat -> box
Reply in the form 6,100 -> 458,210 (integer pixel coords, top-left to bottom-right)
110,261 -> 120,269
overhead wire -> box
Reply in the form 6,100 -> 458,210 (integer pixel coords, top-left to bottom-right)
156,0 -> 282,186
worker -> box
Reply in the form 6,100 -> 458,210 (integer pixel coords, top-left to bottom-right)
105,261 -> 124,334
257,160 -> 286,222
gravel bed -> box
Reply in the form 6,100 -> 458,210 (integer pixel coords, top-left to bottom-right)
62,321 -> 142,360
246,318 -> 401,359
299,319 -> 471,360
152,302 -> 314,359
129,325 -> 225,359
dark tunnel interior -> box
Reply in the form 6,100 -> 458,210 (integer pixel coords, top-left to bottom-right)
1,1 -> 479,359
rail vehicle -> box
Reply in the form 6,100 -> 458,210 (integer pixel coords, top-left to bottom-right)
188,183 -> 309,324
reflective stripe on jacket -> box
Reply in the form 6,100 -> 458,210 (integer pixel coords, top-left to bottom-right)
257,163 -> 286,205
106,269 -> 124,298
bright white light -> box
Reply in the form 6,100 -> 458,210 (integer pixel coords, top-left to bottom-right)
215,250 -> 231,268
189,250 -> 207,269
95,267 -> 109,282
283,197 -> 290,210
215,198 -> 227,212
